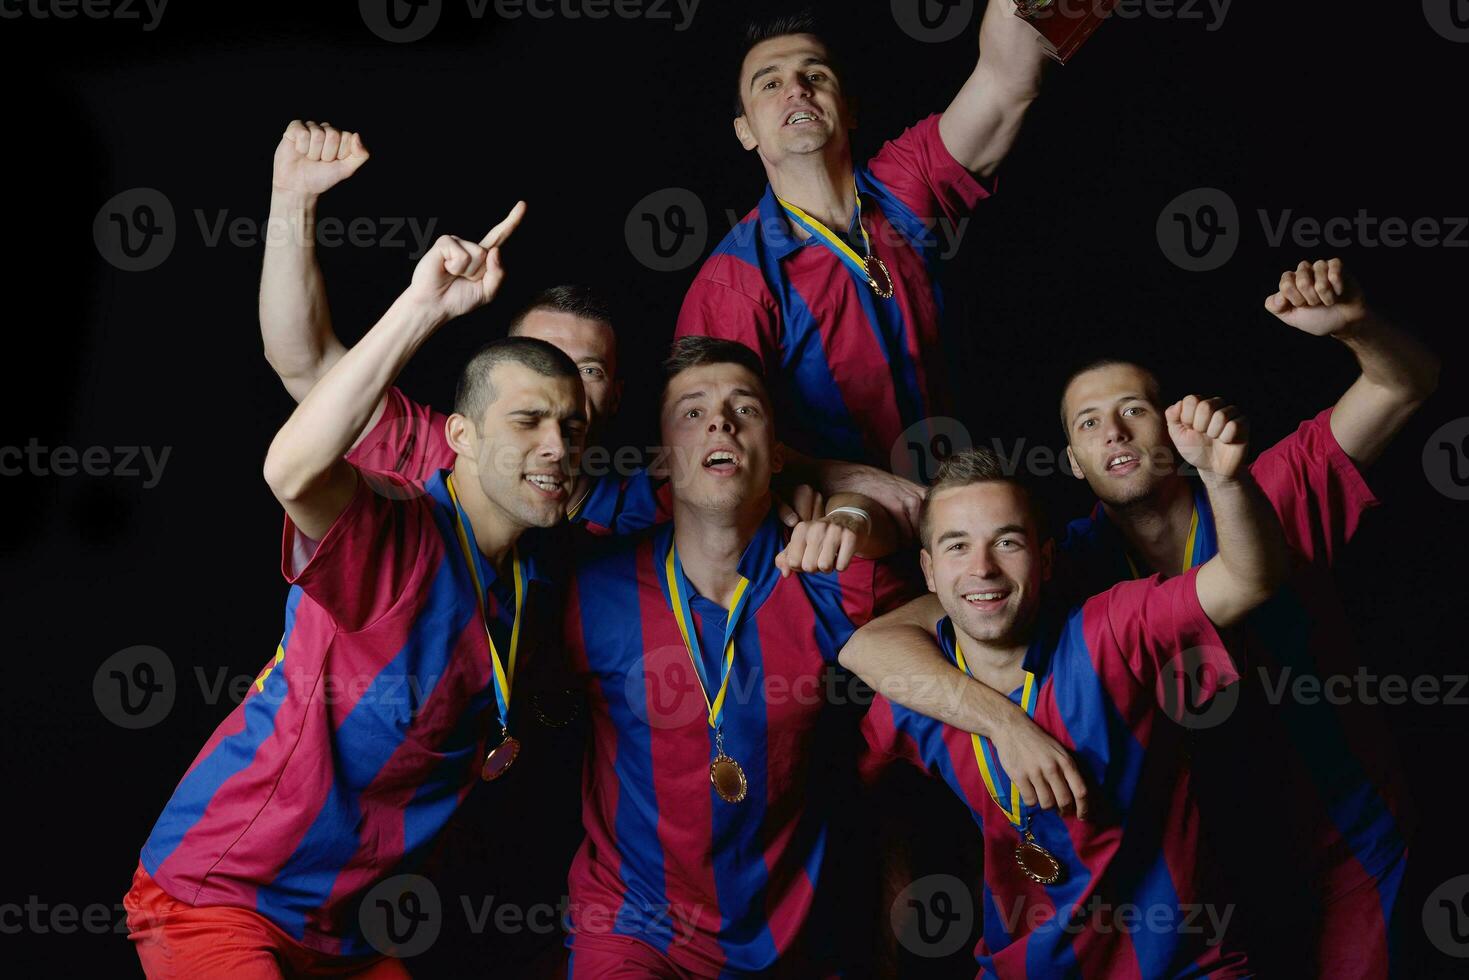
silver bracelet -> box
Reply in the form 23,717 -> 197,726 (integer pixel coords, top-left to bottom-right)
823,505 -> 872,528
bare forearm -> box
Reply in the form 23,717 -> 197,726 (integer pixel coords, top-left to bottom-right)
1197,471 -> 1289,624
978,0 -> 1047,96
261,188 -> 346,400
1330,315 -> 1440,467
264,294 -> 442,499
940,2 -> 1045,177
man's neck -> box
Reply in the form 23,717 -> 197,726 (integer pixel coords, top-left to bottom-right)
451,462 -> 523,575
952,622 -> 1030,696
768,150 -> 858,237
672,493 -> 772,611
1102,476 -> 1194,578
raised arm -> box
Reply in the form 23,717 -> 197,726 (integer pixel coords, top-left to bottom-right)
839,595 -> 1091,818
938,0 -> 1047,178
263,203 -> 526,539
1169,396 -> 1291,627
1265,259 -> 1440,469
260,120 -> 370,402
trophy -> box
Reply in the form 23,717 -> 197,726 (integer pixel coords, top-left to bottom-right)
1014,0 -> 1118,64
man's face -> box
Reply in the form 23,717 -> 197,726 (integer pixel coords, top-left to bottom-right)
659,362 -> 780,514
514,309 -> 620,440
1063,364 -> 1176,507
920,482 -> 1050,646
455,362 -> 587,530
734,34 -> 852,165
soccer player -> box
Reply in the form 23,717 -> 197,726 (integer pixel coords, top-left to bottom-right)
853,392 -> 1290,976
677,2 -> 1049,499
123,208 -> 590,977
561,336 -> 911,977
1052,259 -> 1438,976
261,119 -> 911,532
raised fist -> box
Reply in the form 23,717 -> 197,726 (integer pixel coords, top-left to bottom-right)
273,120 -> 370,196
1264,258 -> 1368,338
1166,395 -> 1249,481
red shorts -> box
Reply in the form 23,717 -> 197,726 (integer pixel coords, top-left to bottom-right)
122,863 -> 411,980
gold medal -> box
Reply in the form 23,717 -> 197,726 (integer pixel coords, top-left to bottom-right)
864,255 -> 895,299
481,732 -> 521,781
710,754 -> 748,804
1014,829 -> 1064,885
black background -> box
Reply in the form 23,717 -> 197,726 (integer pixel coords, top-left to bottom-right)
2,0 -> 1467,975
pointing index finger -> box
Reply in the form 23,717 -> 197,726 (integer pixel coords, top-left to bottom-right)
481,200 -> 528,249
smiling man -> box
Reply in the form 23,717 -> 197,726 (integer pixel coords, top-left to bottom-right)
677,3 -> 1048,493
561,336 -> 911,977
852,394 -> 1289,977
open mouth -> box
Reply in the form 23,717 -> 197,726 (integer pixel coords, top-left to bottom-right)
962,590 -> 1010,610
524,473 -> 567,499
1105,452 -> 1140,475
702,449 -> 739,476
785,110 -> 818,126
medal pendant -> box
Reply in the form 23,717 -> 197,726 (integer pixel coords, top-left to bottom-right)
710,754 -> 748,803
864,255 -> 895,299
481,733 -> 521,781
1014,829 -> 1064,885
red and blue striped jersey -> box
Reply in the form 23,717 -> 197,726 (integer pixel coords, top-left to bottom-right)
1061,410 -> 1413,938
676,115 -> 992,473
140,468 -> 558,954
349,385 -> 671,535
861,570 -> 1252,978
563,510 -> 911,976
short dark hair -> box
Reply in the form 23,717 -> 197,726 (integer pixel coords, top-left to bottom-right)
733,7 -> 842,118
454,336 -> 581,426
661,336 -> 769,406
1058,358 -> 1164,436
508,284 -> 616,336
918,448 -> 1049,550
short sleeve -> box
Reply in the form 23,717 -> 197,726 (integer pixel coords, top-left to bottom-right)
1092,566 -> 1239,701
866,114 -> 993,227
675,268 -> 782,371
280,469 -> 439,632
858,694 -> 930,785
346,386 -> 454,481
1249,408 -> 1380,568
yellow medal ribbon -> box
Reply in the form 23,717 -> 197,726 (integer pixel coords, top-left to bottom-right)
1123,500 -> 1200,580
446,475 -> 525,729
777,182 -> 892,297
954,636 -> 1038,829
663,542 -> 751,731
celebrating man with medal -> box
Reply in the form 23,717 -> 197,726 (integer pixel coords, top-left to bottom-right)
122,205 -> 594,976
560,336 -> 913,977
853,393 -> 1289,977
676,1 -> 1051,497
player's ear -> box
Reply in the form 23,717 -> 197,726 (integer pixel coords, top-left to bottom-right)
446,414 -> 477,460
919,548 -> 936,593
770,440 -> 785,476
734,115 -> 758,151
1065,445 -> 1085,481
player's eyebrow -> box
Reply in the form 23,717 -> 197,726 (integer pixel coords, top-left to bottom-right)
1071,394 -> 1146,426
935,529 -> 970,545
749,57 -> 829,91
672,390 -> 707,407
